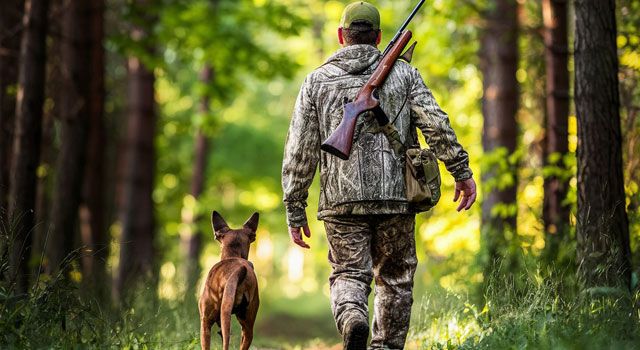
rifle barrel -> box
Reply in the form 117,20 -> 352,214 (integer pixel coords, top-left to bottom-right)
382,0 -> 426,57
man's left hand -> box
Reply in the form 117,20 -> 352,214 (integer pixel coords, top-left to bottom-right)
454,177 -> 477,212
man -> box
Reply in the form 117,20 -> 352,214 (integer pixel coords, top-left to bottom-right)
281,2 -> 477,349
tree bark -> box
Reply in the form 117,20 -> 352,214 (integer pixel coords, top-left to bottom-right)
47,0 -> 93,273
0,0 -> 24,279
114,11 -> 157,299
31,0 -> 61,277
9,0 -> 50,293
181,66 -> 212,294
0,0 -> 24,217
541,0 -> 570,260
479,0 -> 519,275
574,0 -> 631,289
80,0 -> 108,295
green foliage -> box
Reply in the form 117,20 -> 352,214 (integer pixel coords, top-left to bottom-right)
480,147 -> 520,194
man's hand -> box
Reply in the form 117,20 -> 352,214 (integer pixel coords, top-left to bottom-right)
454,177 -> 477,212
289,224 -> 312,249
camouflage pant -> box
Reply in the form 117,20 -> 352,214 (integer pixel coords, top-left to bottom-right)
324,214 -> 417,350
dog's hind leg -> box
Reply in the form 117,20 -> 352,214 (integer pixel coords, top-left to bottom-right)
200,317 -> 212,350
239,292 -> 259,350
199,295 -> 218,350
238,318 -> 254,350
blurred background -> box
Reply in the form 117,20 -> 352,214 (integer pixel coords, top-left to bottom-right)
0,0 -> 639,349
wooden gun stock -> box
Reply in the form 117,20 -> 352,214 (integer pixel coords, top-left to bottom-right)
320,30 -> 414,160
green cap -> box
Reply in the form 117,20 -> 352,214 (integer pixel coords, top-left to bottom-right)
340,1 -> 380,30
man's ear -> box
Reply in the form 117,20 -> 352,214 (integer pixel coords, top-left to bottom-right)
376,30 -> 382,46
211,211 -> 229,241
338,27 -> 345,45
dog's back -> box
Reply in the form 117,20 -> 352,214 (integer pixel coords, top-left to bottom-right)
201,258 -> 258,316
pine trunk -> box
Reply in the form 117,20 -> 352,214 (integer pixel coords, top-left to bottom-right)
542,0 -> 571,261
479,0 -> 519,274
32,0 -> 60,274
574,0 -> 631,289
47,0 -> 92,273
114,16 -> 157,299
0,0 -> 24,275
181,66 -> 212,294
0,0 -> 24,217
9,0 -> 50,293
80,0 -> 107,295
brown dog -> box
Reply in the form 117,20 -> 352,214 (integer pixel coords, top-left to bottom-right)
199,211 -> 260,350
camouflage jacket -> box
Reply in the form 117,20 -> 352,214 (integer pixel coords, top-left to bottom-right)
282,44 -> 472,227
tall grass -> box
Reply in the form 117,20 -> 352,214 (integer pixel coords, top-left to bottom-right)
0,267 -> 203,349
408,266 -> 640,350
1,215 -> 638,349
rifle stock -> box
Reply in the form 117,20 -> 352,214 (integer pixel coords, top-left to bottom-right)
320,30 -> 414,160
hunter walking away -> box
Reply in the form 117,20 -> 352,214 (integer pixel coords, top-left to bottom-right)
0,0 -> 638,349
283,2 -> 476,348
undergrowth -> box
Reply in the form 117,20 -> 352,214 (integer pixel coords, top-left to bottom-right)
1,227 -> 639,349
408,267 -> 640,350
0,273 -> 201,349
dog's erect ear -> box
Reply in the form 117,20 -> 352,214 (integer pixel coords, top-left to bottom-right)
211,211 -> 229,240
243,212 -> 259,231
243,212 -> 259,243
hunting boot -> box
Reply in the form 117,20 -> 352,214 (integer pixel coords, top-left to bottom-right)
343,319 -> 369,350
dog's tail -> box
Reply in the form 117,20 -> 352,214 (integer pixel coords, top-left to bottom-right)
220,265 -> 247,350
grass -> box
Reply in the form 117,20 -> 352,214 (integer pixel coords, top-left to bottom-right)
2,268 -> 639,349
408,270 -> 640,350
1,236 -> 639,349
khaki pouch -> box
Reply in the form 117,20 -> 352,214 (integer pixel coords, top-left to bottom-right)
405,147 -> 441,212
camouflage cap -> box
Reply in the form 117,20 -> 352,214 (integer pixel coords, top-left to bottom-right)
340,1 -> 380,30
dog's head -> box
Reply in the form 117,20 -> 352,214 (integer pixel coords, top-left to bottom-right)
211,211 -> 259,260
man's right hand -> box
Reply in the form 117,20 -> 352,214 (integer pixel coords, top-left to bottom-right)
289,224 -> 312,249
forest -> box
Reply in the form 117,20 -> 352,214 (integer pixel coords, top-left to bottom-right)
0,0 -> 639,349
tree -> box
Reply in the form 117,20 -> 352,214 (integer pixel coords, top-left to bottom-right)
9,0 -> 50,293
0,0 -> 24,280
114,1 -> 158,299
574,0 -> 631,289
0,0 -> 24,216
79,0 -> 108,294
541,0 -> 571,261
47,0 -> 92,273
479,0 -> 520,274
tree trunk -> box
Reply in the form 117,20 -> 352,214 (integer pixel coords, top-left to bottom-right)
479,0 -> 519,275
181,66 -> 212,294
541,0 -> 571,261
32,0 -> 61,277
0,0 -> 24,278
0,0 -> 24,216
80,0 -> 108,296
9,0 -> 50,293
114,13 -> 157,299
47,0 -> 93,273
574,0 -> 631,289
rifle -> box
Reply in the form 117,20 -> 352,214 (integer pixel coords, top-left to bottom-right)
320,0 -> 426,160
